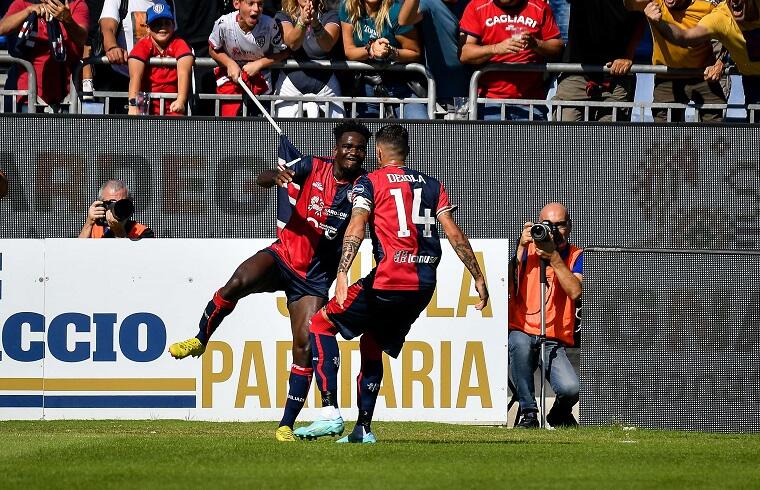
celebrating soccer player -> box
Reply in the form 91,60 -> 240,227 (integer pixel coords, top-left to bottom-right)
294,124 -> 489,443
168,121 -> 371,442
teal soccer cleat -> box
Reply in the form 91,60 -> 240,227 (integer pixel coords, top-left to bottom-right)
336,430 -> 377,444
293,417 -> 345,440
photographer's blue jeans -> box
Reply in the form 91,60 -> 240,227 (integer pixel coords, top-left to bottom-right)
358,82 -> 429,119
508,329 -> 580,415
480,102 -> 548,121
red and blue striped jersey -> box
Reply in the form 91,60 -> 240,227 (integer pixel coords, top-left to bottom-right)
351,165 -> 455,291
269,156 -> 363,293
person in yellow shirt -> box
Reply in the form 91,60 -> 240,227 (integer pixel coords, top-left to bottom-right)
645,0 -> 760,114
627,0 -> 726,122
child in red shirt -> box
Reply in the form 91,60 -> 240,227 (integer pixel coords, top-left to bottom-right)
127,2 -> 194,116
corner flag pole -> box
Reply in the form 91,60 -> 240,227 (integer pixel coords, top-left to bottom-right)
237,77 -> 282,135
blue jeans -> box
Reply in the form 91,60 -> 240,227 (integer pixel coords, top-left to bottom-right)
508,329 -> 579,415
358,81 -> 429,119
548,0 -> 570,43
480,102 -> 548,121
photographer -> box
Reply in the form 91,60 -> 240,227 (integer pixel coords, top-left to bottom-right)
508,202 -> 581,428
79,179 -> 154,239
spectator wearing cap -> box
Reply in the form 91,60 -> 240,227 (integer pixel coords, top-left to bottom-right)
459,0 -> 564,121
274,0 -> 344,118
0,0 -> 89,111
127,1 -> 194,115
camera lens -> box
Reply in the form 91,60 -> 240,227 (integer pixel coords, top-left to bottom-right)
530,223 -> 550,242
111,199 -> 135,222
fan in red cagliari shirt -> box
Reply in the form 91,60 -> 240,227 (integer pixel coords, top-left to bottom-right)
0,0 -> 89,107
127,2 -> 194,116
459,0 -> 563,100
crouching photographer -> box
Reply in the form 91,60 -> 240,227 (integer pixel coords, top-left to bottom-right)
79,180 -> 155,239
508,202 -> 582,428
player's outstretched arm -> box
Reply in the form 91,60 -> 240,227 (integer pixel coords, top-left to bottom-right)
439,211 -> 489,310
335,207 -> 369,307
257,167 -> 295,188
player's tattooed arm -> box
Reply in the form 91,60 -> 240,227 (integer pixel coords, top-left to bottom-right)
337,208 -> 370,273
439,210 -> 488,310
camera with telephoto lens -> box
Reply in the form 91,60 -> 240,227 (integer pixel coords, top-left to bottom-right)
95,198 -> 135,226
530,220 -> 561,244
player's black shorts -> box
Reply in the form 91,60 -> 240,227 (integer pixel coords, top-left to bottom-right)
324,273 -> 434,358
261,248 -> 329,304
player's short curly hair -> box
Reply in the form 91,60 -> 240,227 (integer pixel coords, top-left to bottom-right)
333,120 -> 371,143
375,124 -> 409,159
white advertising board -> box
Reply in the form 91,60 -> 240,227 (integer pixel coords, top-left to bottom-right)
0,239 -> 508,423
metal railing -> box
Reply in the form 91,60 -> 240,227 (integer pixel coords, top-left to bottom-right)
0,54 -> 38,113
467,63 -> 755,122
70,57 -> 437,119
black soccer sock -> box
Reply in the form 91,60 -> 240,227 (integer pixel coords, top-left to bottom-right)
195,290 -> 237,344
279,364 -> 313,428
310,331 -> 339,408
356,358 -> 383,432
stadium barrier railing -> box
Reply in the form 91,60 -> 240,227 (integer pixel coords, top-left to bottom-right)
0,53 -> 38,113
69,57 -> 437,119
467,63 -> 757,123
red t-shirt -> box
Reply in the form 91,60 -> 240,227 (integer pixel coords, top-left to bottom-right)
459,0 -> 560,99
128,35 -> 194,116
6,0 -> 88,105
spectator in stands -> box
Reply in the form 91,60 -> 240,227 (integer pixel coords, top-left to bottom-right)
127,2 -> 193,115
99,0 -> 176,113
79,180 -> 155,238
0,0 -> 89,111
340,0 -> 428,119
626,0 -> 726,123
209,0 -> 289,117
547,0 -> 569,42
81,0 -> 104,100
175,1 -> 224,115
553,0 -> 645,122
508,202 -> 581,428
274,0 -> 344,117
645,0 -> 760,113
398,0 -> 472,116
0,169 -> 7,199
459,0 -> 564,121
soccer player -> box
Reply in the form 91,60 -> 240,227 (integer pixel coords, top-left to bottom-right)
168,121 -> 371,442
294,124 -> 489,443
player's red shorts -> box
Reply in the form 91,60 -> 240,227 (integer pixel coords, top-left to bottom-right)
324,272 -> 434,358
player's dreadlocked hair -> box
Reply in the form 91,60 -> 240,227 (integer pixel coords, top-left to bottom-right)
333,120 -> 371,143
375,124 -> 409,159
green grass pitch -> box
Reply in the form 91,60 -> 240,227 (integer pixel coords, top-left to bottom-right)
2,420 -> 759,489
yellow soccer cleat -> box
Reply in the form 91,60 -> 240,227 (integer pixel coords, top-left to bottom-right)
169,338 -> 206,359
275,426 -> 296,442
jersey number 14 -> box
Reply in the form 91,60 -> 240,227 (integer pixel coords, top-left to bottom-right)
389,188 -> 435,238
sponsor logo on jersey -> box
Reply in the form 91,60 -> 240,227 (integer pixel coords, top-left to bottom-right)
308,196 -> 325,216
312,181 -> 324,191
393,250 -> 440,264
255,36 -> 266,48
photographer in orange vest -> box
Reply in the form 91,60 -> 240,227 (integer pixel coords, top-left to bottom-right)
508,202 -> 582,428
79,179 -> 154,239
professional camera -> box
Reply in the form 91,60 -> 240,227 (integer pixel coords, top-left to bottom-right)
530,220 -> 561,244
95,198 -> 135,226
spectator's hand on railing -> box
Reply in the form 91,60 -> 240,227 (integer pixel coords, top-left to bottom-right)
704,59 -> 724,82
128,106 -> 139,116
105,46 -> 128,65
644,1 -> 662,22
607,58 -> 633,76
170,99 -> 187,115
86,200 -> 105,225
43,0 -> 74,24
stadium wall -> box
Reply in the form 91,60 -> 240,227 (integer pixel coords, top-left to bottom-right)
0,239 -> 508,422
1,115 -> 759,251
